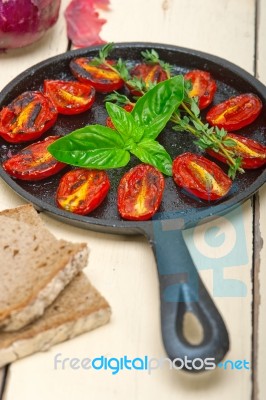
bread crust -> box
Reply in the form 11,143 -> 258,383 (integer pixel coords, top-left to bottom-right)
0,272 -> 111,368
0,205 -> 89,331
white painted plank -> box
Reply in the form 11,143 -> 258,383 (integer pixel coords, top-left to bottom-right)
255,184 -> 266,400
0,0 -> 257,399
255,0 -> 266,397
0,0 -> 70,397
0,368 -> 4,398
257,0 -> 266,84
101,0 -> 255,73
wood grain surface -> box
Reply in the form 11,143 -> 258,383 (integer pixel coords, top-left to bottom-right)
0,0 -> 265,399
255,1 -> 266,399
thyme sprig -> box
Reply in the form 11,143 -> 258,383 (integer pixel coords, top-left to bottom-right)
93,45 -> 171,96
92,42 -> 115,65
171,109 -> 244,179
92,43 -> 131,82
140,49 -> 173,78
105,91 -> 135,107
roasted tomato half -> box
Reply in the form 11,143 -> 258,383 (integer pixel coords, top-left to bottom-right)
106,104 -> 134,129
2,136 -> 66,181
117,164 -> 165,221
184,69 -> 217,109
69,57 -> 124,93
207,133 -> 266,169
206,93 -> 262,131
43,80 -> 96,115
128,63 -> 168,96
173,153 -> 232,201
56,168 -> 110,215
0,91 -> 57,143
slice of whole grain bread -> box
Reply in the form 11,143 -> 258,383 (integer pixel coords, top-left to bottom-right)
0,272 -> 111,368
0,205 -> 89,332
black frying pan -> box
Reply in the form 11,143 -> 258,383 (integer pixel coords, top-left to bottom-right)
1,43 -> 266,372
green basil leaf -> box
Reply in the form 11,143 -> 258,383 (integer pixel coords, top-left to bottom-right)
55,124 -> 126,149
48,125 -> 130,169
131,139 -> 173,176
131,75 -> 184,140
105,102 -> 144,142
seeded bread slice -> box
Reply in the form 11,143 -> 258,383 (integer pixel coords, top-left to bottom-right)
0,205 -> 89,332
0,272 -> 111,368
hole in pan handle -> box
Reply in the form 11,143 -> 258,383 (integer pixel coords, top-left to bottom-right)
146,224 -> 229,373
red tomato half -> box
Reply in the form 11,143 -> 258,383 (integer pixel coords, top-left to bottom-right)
117,164 -> 165,221
56,169 -> 110,215
173,153 -> 232,201
106,104 -> 134,129
206,93 -> 262,131
207,133 -> 266,169
128,63 -> 168,96
0,91 -> 57,143
43,80 -> 95,115
2,136 -> 66,181
184,70 -> 217,109
69,57 -> 124,93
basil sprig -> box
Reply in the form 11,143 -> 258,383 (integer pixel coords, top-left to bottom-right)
48,75 -> 184,176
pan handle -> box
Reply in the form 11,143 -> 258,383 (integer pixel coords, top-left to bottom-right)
147,223 -> 229,372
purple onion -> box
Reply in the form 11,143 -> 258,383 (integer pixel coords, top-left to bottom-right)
0,0 -> 61,49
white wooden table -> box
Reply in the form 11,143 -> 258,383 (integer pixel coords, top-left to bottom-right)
0,0 -> 265,399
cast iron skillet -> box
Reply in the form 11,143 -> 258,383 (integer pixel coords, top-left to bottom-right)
1,43 -> 266,372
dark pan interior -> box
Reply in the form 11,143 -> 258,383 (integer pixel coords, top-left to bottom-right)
0,43 -> 265,234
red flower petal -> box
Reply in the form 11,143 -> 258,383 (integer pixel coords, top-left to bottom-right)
94,0 -> 110,10
64,0 -> 110,48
